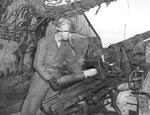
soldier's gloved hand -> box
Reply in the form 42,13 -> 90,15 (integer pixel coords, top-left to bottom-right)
49,77 -> 60,91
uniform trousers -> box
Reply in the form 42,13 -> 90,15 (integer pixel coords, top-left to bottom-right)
20,72 -> 58,115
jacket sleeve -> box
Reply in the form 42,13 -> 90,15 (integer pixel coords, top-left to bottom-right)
67,60 -> 83,76
33,38 -> 52,80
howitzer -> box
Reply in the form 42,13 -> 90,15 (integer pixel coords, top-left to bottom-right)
40,31 -> 150,115
0,31 -> 150,115
114,30 -> 150,47
40,54 -> 137,115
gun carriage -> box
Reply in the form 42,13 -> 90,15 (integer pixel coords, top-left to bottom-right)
38,31 -> 150,115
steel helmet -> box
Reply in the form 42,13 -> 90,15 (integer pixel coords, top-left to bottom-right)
56,18 -> 75,33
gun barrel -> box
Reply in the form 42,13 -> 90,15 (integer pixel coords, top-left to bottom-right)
116,30 -> 150,47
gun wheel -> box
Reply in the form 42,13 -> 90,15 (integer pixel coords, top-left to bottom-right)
128,68 -> 145,90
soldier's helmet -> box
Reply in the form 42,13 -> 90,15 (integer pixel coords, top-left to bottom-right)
56,18 -> 75,33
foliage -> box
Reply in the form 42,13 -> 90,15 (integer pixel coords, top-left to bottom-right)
27,0 -> 117,19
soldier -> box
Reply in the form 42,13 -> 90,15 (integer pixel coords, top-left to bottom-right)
20,18 -> 96,115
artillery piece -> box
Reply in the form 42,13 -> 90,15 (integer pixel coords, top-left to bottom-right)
38,31 -> 150,115
0,30 -> 150,115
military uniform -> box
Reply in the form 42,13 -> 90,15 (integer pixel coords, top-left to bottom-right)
20,24 -> 82,115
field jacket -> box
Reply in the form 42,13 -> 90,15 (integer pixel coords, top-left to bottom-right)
33,23 -> 82,80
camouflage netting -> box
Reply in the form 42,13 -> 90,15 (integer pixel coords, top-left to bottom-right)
26,0 -> 117,19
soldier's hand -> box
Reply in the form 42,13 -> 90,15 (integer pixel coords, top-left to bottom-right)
49,77 -> 60,91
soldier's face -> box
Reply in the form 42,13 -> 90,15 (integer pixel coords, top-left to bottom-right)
60,24 -> 72,40
61,31 -> 71,40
